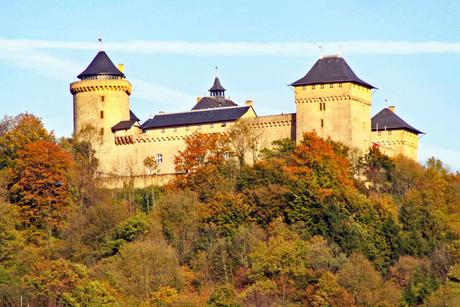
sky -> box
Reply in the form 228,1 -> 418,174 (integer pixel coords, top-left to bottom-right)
0,0 -> 459,170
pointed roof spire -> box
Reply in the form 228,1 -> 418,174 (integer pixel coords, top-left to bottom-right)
209,77 -> 226,92
77,49 -> 124,80
208,68 -> 226,97
291,56 -> 375,89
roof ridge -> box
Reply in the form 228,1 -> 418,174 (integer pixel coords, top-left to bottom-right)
153,105 -> 248,117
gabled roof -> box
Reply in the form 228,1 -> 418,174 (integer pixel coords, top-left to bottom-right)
142,106 -> 252,130
291,56 -> 375,89
192,97 -> 237,110
209,77 -> 226,92
111,110 -> 140,132
77,51 -> 124,79
371,108 -> 423,134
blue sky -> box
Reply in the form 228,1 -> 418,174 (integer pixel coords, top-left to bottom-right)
0,0 -> 459,169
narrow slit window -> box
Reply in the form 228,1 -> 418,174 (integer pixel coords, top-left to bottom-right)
321,119 -> 324,128
100,110 -> 104,119
100,128 -> 104,135
100,96 -> 105,102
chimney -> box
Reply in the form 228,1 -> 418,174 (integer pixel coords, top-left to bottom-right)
388,105 -> 395,113
118,63 -> 125,73
245,100 -> 253,107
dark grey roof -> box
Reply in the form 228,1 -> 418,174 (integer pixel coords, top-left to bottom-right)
192,97 -> 237,110
371,108 -> 423,134
130,110 -> 140,122
142,106 -> 252,130
77,51 -> 124,79
112,110 -> 140,132
291,56 -> 375,89
209,77 -> 226,92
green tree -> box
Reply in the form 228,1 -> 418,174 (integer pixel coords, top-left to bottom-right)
62,280 -> 116,306
99,240 -> 181,303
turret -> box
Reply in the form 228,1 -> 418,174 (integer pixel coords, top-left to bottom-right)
209,76 -> 226,97
291,55 -> 375,152
70,50 -> 132,143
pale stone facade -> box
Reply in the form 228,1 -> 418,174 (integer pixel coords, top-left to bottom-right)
70,52 -> 422,186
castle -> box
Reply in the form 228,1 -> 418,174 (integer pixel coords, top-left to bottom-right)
70,51 -> 422,186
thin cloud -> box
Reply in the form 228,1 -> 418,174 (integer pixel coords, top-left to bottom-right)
0,47 -> 194,106
1,39 -> 460,56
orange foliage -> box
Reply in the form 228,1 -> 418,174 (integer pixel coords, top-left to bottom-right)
175,132 -> 229,174
10,140 -> 74,232
284,132 -> 352,197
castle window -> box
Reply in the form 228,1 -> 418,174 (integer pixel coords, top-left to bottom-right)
330,84 -> 333,88
320,84 -> 324,89
388,131 -> 392,135
319,102 -> 326,111
221,123 -> 227,127
100,110 -> 104,119
156,153 -> 163,164
320,119 -> 324,128
312,85 -> 315,90
339,83 -> 342,88
100,96 -> 105,102
100,128 -> 104,135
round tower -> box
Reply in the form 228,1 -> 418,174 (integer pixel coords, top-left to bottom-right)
70,50 -> 132,143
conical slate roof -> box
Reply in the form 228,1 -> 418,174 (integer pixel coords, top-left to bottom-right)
291,56 -> 375,89
371,108 -> 423,134
77,51 -> 124,79
209,77 -> 226,92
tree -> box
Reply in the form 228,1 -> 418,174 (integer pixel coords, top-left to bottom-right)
9,140 -> 74,235
155,190 -> 201,264
61,280 -> 116,306
337,253 -> 402,306
228,120 -> 264,166
24,258 -> 89,306
99,240 -> 181,303
0,113 -> 53,169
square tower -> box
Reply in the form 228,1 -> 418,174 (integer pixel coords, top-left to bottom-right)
291,56 -> 374,152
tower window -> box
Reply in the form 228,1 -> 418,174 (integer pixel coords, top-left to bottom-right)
320,84 -> 324,89
338,83 -> 343,88
329,84 -> 333,88
312,85 -> 315,90
100,96 -> 105,102
100,110 -> 104,119
100,128 -> 104,135
321,119 -> 324,128
156,153 -> 163,164
319,102 -> 326,111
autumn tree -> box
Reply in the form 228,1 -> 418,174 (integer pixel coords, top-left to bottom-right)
174,132 -> 234,201
9,140 -> 74,235
0,113 -> 53,169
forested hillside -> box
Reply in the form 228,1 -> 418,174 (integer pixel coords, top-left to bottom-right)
0,113 -> 459,306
